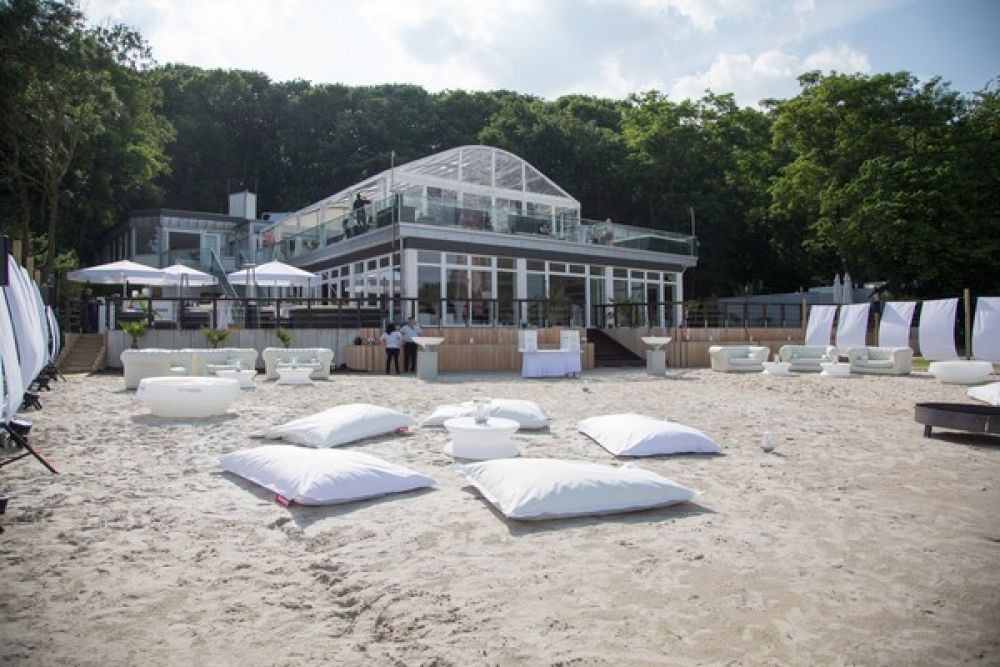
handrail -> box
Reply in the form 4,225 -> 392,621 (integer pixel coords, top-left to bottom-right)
209,249 -> 239,299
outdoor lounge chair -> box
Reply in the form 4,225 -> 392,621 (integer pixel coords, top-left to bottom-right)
778,345 -> 837,372
709,345 -> 768,372
120,349 -> 191,389
846,347 -> 913,375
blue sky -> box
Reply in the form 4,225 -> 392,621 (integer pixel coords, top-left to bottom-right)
84,0 -> 999,106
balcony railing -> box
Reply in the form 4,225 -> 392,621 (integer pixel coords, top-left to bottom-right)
263,194 -> 697,261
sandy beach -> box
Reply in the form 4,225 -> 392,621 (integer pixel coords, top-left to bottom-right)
1,368 -> 998,665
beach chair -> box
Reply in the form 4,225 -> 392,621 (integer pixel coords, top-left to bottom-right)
0,419 -> 58,474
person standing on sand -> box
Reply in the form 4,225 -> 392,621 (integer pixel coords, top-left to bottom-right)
400,316 -> 421,373
380,322 -> 402,374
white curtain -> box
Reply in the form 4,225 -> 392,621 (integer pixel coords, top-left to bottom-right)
836,303 -> 870,350
918,298 -> 958,360
0,286 -> 25,423
4,259 -> 45,387
805,305 -> 837,346
215,300 -> 233,330
972,296 -> 1000,362
878,301 -> 915,348
46,306 -> 61,358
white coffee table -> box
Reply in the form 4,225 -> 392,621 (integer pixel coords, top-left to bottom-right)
820,362 -> 852,378
762,361 -> 793,376
137,377 -> 241,418
276,366 -> 314,385
443,416 -> 520,460
928,360 -> 994,385
215,368 -> 257,389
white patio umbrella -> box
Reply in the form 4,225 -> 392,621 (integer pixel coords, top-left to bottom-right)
156,263 -> 217,288
226,260 -> 319,288
66,259 -> 165,295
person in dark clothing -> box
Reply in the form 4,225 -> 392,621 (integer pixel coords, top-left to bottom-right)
400,316 -> 421,373
380,322 -> 402,374
353,192 -> 370,224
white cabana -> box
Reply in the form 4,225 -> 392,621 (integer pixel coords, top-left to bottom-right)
917,298 -> 959,360
972,296 -> 1000,363
878,301 -> 916,348
0,274 -> 25,423
227,260 -> 319,288
805,305 -> 837,346
836,303 -> 870,350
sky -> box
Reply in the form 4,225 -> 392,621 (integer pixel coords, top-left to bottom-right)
83,0 -> 1000,107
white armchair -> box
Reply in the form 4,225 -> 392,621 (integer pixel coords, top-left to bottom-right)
846,347 -> 913,375
262,347 -> 334,380
709,345 -> 769,372
121,349 -> 190,389
779,345 -> 837,372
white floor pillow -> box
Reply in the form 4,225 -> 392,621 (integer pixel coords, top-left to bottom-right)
264,403 -> 415,448
456,458 -> 695,520
577,413 -> 721,457
422,399 -> 549,429
219,445 -> 435,505
967,381 -> 1000,406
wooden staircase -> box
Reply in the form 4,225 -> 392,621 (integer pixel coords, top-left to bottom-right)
57,333 -> 106,373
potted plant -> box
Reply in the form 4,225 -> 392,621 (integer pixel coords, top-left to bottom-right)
200,325 -> 231,349
121,321 -> 148,349
276,327 -> 293,348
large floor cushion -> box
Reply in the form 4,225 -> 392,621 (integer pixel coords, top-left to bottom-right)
577,413 -> 721,456
456,458 -> 696,520
422,399 -> 549,429
968,382 -> 1000,406
264,403 -> 415,448
219,445 -> 435,505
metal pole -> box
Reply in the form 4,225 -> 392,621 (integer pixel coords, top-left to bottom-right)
964,288 -> 972,359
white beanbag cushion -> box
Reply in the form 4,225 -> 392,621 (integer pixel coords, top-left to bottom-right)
264,403 -> 415,448
422,399 -> 549,429
219,445 -> 435,505
577,413 -> 721,457
967,381 -> 1000,406
456,458 -> 695,520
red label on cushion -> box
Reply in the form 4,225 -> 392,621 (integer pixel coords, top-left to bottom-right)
275,494 -> 291,507
395,427 -> 409,435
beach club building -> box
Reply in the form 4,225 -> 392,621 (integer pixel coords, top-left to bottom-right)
264,145 -> 698,329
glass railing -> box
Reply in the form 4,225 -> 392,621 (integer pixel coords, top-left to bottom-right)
272,195 -> 697,259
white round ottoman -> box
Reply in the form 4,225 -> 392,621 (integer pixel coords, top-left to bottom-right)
137,377 -> 241,417
928,360 -> 994,385
443,416 -> 520,460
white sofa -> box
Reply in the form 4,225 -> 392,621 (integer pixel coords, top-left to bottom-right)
121,349 -> 192,389
846,347 -> 913,376
779,345 -> 837,372
189,348 -> 259,376
121,348 -> 260,389
262,347 -> 334,380
709,345 -> 769,372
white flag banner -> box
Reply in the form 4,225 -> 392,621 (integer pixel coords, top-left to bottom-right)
972,296 -> 1000,362
805,305 -> 837,346
836,303 -> 870,350
918,298 -> 959,361
878,301 -> 916,348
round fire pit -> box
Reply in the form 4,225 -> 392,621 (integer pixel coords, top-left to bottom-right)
914,402 -> 1000,438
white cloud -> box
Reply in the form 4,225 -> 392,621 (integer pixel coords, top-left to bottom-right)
635,0 -> 756,31
670,43 -> 872,105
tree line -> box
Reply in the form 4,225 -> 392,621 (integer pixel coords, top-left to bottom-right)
1,0 -> 997,298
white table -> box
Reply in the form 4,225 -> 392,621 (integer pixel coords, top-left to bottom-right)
820,362 -> 852,378
275,366 -> 314,385
762,361 -> 793,376
928,360 -> 994,385
137,377 -> 240,418
443,416 -> 520,460
215,368 -> 257,389
521,350 -> 582,378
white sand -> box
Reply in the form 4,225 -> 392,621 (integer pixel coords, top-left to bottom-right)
2,368 -> 998,665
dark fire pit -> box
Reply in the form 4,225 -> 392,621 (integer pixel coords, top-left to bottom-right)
914,402 -> 1000,438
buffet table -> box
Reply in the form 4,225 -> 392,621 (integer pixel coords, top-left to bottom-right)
521,350 -> 582,378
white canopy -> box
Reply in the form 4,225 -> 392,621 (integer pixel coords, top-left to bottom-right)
917,298 -> 958,361
227,260 -> 319,288
835,303 -> 870,350
157,263 -> 217,287
66,259 -> 164,285
878,301 -> 915,348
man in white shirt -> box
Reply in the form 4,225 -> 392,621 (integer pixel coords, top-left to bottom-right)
400,316 -> 422,373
